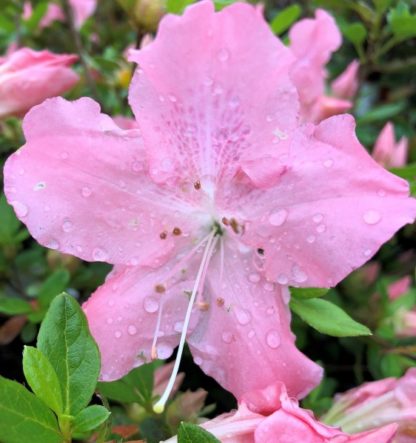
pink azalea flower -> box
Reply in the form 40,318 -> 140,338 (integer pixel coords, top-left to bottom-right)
332,60 -> 360,100
164,382 -> 398,442
388,276 -> 412,300
4,1 -> 416,412
0,48 -> 79,119
322,369 -> 416,442
373,122 -> 409,169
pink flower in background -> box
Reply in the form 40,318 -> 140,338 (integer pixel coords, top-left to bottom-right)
373,122 -> 408,168
4,0 -> 416,411
23,0 -> 96,29
165,382 -> 398,442
0,48 -> 78,119
332,60 -> 360,100
289,13 -> 360,123
388,276 -> 412,300
322,369 -> 416,442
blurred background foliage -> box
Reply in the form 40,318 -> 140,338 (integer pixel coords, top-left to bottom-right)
0,0 -> 416,441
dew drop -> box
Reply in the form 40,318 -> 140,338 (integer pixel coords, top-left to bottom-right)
248,273 -> 261,283
168,94 -> 177,103
266,307 -> 275,315
363,210 -> 381,225
306,235 -> 316,244
114,330 -> 122,339
377,189 -> 386,197
229,96 -> 240,109
33,181 -> 46,191
316,224 -> 326,233
203,76 -> 214,86
323,159 -> 333,168
217,48 -> 230,62
277,274 -> 289,285
62,219 -> 73,233
128,325 -> 137,335
292,264 -> 308,283
266,330 -> 281,349
264,282 -> 274,292
363,249 -> 372,257
46,239 -> 60,250
60,152 -> 69,160
174,321 -> 183,333
221,331 -> 233,343
235,308 -> 251,325
11,201 -> 28,217
313,213 -> 323,223
194,356 -> 203,365
106,318 -> 113,325
157,343 -> 173,359
92,248 -> 109,261
81,187 -> 92,198
269,209 -> 288,227
247,329 -> 255,339
143,296 -> 159,313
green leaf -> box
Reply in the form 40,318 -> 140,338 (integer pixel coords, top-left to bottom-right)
357,101 -> 406,124
0,376 -> 63,443
340,22 -> 367,46
0,194 -> 25,245
37,293 -> 100,416
23,346 -> 63,415
290,287 -> 329,299
177,422 -> 220,443
98,361 -> 161,406
25,2 -> 48,32
72,405 -> 110,434
373,0 -> 393,14
271,4 -> 302,35
388,2 -> 416,38
166,0 -> 195,14
0,296 -> 32,315
37,269 -> 70,308
290,298 -> 372,337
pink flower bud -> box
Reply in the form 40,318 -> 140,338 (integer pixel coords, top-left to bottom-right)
373,122 -> 408,168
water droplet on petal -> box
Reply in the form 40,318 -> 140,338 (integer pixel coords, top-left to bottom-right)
363,210 -> 381,225
377,189 -> 386,197
143,296 -> 159,313
264,282 -> 274,292
60,152 -> 69,160
157,343 -> 173,359
81,186 -> 92,197
194,356 -> 203,365
306,235 -> 316,244
292,264 -> 308,283
269,209 -> 288,227
11,201 -> 28,217
106,318 -> 113,325
266,330 -> 281,349
33,181 -> 46,191
62,219 -> 73,232
46,239 -> 60,250
222,331 -> 233,343
248,329 -> 255,339
203,76 -> 214,86
174,321 -> 183,333
266,307 -> 275,315
168,94 -> 177,103
114,330 -> 122,338
316,224 -> 326,233
277,274 -> 289,285
217,48 -> 230,62
235,308 -> 251,325
229,96 -> 240,109
92,248 -> 109,261
128,325 -> 137,335
363,249 -> 372,257
248,273 -> 261,283
323,159 -> 333,168
313,213 -> 323,223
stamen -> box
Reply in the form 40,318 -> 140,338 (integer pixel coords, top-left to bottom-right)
153,230 -> 218,414
150,302 -> 164,361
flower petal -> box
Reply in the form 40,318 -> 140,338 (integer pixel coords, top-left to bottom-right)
4,97 -> 201,267
128,1 -> 298,185
83,259 -> 200,381
188,239 -> 322,400
238,115 -> 416,287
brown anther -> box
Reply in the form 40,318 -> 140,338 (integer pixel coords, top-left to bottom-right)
159,231 -> 167,240
172,227 -> 182,236
197,301 -> 210,311
216,297 -> 225,307
222,217 -> 229,226
155,284 -> 166,293
230,218 -> 240,234
194,180 -> 201,190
